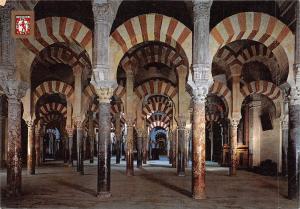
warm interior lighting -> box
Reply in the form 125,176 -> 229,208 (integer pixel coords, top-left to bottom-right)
0,0 -> 6,6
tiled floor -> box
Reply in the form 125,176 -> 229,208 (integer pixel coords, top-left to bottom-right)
0,158 -> 297,209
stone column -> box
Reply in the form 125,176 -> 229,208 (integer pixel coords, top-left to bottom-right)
75,121 -> 84,175
172,129 -> 177,168
35,123 -> 41,166
136,129 -> 143,168
126,118 -> 134,176
281,92 -> 289,177
177,117 -> 186,176
2,80 -> 28,196
248,99 -> 261,167
229,118 -> 240,176
191,0 -> 212,200
66,126 -> 73,166
0,114 -> 4,168
27,120 -> 36,175
88,112 -> 95,163
142,130 -> 148,164
168,130 -> 173,164
95,87 -> 113,198
115,112 -> 121,164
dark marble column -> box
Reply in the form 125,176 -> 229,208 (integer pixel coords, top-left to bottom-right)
229,119 -> 239,176
4,80 -> 28,197
0,115 -> 4,168
172,130 -> 177,168
75,122 -> 84,175
27,120 -> 35,175
115,112 -> 121,164
177,118 -> 186,176
126,120 -> 134,176
136,129 -> 143,168
66,127 -> 73,167
282,117 -> 289,177
168,131 -> 173,164
288,99 -> 300,199
35,124 -> 41,166
88,112 -> 95,164
97,102 -> 111,197
142,131 -> 148,164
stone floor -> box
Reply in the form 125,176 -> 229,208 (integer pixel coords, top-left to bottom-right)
0,157 -> 298,209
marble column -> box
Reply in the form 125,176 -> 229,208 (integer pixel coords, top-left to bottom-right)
96,88 -> 113,198
281,93 -> 289,176
191,0 -> 212,200
27,120 -> 36,175
142,130 -> 148,164
192,88 -> 207,199
126,118 -> 134,176
136,129 -> 143,168
0,114 -> 4,168
3,80 -> 28,196
177,117 -> 186,176
115,112 -> 121,164
87,112 -> 94,163
75,121 -> 84,175
172,129 -> 177,168
66,126 -> 73,166
35,123 -> 41,166
229,118 -> 240,176
168,131 -> 173,164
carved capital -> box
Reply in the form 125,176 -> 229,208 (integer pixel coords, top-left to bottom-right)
95,86 -> 114,103
66,126 -> 74,137
126,115 -> 135,127
230,118 -> 240,129
192,85 -> 208,104
177,115 -> 186,129
92,3 -> 113,24
193,0 -> 212,23
74,120 -> 84,130
289,86 -> 300,106
2,79 -> 29,100
136,128 -> 144,138
281,116 -> 289,130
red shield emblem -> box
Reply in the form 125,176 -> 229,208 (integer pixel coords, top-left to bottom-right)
15,15 -> 31,35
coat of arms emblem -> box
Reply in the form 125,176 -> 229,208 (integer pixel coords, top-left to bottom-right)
11,11 -> 34,38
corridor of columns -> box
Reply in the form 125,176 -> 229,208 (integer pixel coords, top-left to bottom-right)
0,0 -> 300,208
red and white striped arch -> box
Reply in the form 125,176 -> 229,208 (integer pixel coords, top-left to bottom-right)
33,81 -> 74,105
147,114 -> 170,130
240,80 -> 282,102
209,81 -> 231,112
41,113 -> 65,125
135,79 -> 177,100
110,13 -> 192,79
21,17 -> 92,60
142,96 -> 173,119
39,102 -> 67,118
210,12 -> 294,85
205,113 -> 220,123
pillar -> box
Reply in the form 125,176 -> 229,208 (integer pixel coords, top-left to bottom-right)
66,126 -> 73,166
126,118 -> 134,175
142,130 -> 148,164
177,117 -> 186,176
136,129 -> 143,168
281,92 -> 289,176
0,114 -> 4,168
191,0 -> 212,200
35,123 -> 41,166
172,129 -> 177,168
27,120 -> 35,175
248,99 -> 261,167
88,112 -> 95,163
4,80 -> 28,196
95,88 -> 113,198
229,118 -> 239,176
168,131 -> 173,164
75,121 -> 84,175
115,112 -> 121,164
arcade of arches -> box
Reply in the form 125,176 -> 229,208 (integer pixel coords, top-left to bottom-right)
0,0 -> 300,208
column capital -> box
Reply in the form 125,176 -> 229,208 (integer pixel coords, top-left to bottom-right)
230,118 -> 240,129
92,2 -> 113,24
74,120 -> 84,130
125,115 -> 135,127
193,0 -> 212,22
95,86 -> 114,103
2,79 -> 29,101
289,86 -> 300,106
281,116 -> 289,130
136,128 -> 144,138
177,115 -> 186,129
66,126 -> 74,137
192,85 -> 208,104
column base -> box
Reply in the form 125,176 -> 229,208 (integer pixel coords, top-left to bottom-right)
5,188 -> 22,198
177,172 -> 185,177
192,193 -> 207,200
96,192 -> 111,198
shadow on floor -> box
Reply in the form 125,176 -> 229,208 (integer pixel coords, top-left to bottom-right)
140,169 -> 192,198
53,179 -> 96,197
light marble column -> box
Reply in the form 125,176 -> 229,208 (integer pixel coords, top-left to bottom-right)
142,130 -> 148,164
66,126 -> 73,167
191,0 -> 212,200
0,111 -> 4,168
229,118 -> 240,176
75,121 -> 84,175
88,112 -> 95,163
248,99 -> 261,167
27,119 -> 35,175
281,92 -> 289,177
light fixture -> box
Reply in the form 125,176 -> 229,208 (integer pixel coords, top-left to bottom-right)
0,0 -> 6,6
